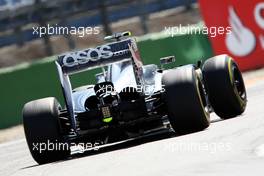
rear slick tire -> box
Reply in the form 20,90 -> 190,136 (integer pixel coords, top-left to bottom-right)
162,65 -> 210,134
23,97 -> 70,164
202,55 -> 247,119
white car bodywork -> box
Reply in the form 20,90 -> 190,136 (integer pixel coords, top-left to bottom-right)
72,62 -> 163,112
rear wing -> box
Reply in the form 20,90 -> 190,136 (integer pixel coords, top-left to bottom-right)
55,37 -> 143,132
56,38 -> 136,75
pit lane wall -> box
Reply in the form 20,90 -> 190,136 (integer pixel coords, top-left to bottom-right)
0,32 -> 213,129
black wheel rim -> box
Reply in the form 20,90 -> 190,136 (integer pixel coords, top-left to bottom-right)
197,77 -> 210,115
232,64 -> 246,100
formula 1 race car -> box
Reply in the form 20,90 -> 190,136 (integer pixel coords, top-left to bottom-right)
23,31 -> 247,164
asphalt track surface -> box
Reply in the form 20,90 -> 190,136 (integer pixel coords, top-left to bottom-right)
1,78 -> 264,176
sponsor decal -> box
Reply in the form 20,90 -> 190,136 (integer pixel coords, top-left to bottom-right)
62,45 -> 113,67
59,40 -> 133,71
199,0 -> 264,71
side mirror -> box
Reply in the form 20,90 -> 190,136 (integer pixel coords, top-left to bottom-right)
160,56 -> 175,69
104,31 -> 132,41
